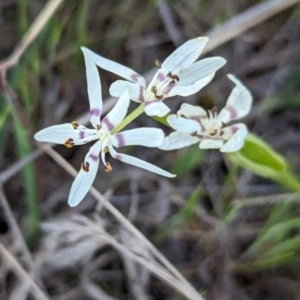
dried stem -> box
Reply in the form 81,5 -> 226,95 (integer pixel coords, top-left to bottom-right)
0,0 -> 65,73
0,242 -> 49,300
36,143 -> 201,298
204,0 -> 300,54
0,186 -> 33,269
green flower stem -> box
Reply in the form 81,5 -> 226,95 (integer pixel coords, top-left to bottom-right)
112,103 -> 145,134
279,172 -> 300,194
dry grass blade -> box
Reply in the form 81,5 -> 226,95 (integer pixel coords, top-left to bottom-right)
0,0 -> 65,72
37,143 -> 202,299
204,0 -> 300,54
0,186 -> 33,270
157,0 -> 184,46
75,216 -> 204,300
0,243 -> 49,300
0,149 -> 42,184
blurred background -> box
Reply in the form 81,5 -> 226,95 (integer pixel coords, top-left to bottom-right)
1,0 -> 300,299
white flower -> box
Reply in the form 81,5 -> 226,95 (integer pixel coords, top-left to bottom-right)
159,74 -> 252,152
34,48 -> 175,207
81,37 -> 226,117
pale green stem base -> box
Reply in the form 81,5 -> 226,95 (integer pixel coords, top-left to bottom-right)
111,103 -> 145,134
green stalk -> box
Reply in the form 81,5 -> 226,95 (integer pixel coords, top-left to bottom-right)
111,103 -> 144,134
279,172 -> 300,194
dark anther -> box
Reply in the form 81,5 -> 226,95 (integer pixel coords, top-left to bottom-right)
151,86 -> 157,94
71,121 -> 79,129
191,131 -> 203,138
210,106 -> 217,115
64,138 -> 74,148
209,129 -> 217,136
220,130 -> 224,136
81,161 -> 90,172
97,124 -> 102,130
167,72 -> 179,82
155,59 -> 161,68
104,162 -> 112,173
151,86 -> 163,100
221,122 -> 226,128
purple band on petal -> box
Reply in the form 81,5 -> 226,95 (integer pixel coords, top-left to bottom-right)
79,131 -> 85,139
131,73 -> 141,82
229,125 -> 239,134
157,72 -> 166,82
89,153 -> 99,162
163,84 -> 173,96
115,134 -> 125,147
225,105 -> 238,119
102,117 -> 114,131
138,86 -> 145,102
90,108 -> 101,117
115,154 -> 122,160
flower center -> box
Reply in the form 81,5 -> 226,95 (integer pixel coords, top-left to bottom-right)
145,60 -> 180,101
96,124 -> 110,141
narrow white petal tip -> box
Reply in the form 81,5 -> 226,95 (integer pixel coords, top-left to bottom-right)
196,36 -> 209,42
68,198 -> 80,208
34,132 -> 42,141
217,57 -> 227,66
226,74 -> 248,88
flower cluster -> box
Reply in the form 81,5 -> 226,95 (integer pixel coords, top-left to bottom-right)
34,37 -> 252,207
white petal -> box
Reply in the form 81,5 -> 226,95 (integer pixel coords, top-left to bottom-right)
170,73 -> 214,97
144,101 -> 170,117
110,80 -> 144,103
162,37 -> 208,74
81,47 -> 146,87
102,89 -> 130,131
81,47 -> 103,129
68,141 -> 102,207
220,124 -> 248,152
159,131 -> 199,150
167,115 -> 201,134
179,57 -> 226,85
34,124 -> 97,145
109,145 -> 175,178
177,103 -> 207,119
199,138 -> 224,149
217,74 -> 252,123
111,128 -> 164,148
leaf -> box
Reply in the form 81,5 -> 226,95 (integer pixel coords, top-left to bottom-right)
157,186 -> 202,238
227,133 -> 300,193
